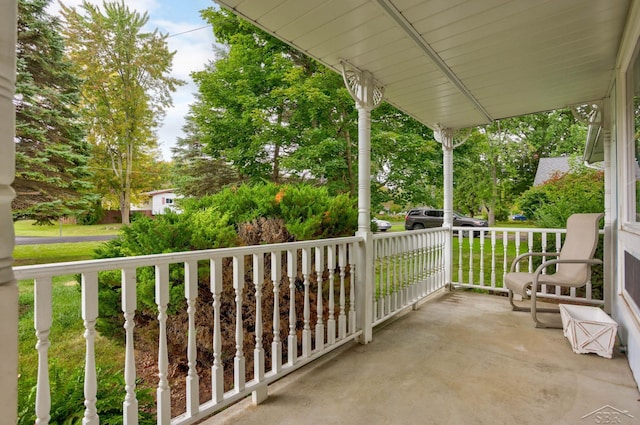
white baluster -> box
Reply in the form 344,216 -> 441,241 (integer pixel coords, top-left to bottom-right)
121,268 -> 138,425
338,244 -> 347,339
82,272 -> 99,425
540,232 -> 548,294
155,264 -> 171,424
392,237 -> 399,310
286,249 -> 297,365
468,232 -> 474,285
210,258 -> 223,403
527,232 -> 535,272
373,240 -> 380,320
490,232 -> 497,287
271,252 -> 282,373
315,247 -> 325,352
252,253 -> 266,404
301,248 -> 311,357
184,260 -> 199,417
502,231 -> 509,287
34,277 -> 52,425
555,232 -> 563,296
479,231 -> 485,287
385,238 -> 392,315
514,231 -> 521,272
327,246 -> 336,345
348,243 -> 356,334
232,256 -> 245,392
458,232 -> 463,283
427,232 -> 434,293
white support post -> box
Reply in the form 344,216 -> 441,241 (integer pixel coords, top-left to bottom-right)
341,62 -> 384,344
435,127 -> 456,289
0,1 -> 18,423
603,127 -> 615,314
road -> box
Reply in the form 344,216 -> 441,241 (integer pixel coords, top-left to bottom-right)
15,235 -> 117,245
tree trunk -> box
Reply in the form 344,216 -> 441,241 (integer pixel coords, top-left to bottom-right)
344,124 -> 355,196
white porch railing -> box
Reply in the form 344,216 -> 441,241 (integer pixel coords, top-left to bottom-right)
16,225 -> 600,424
17,237 -> 366,425
450,226 -> 604,305
372,228 -> 447,325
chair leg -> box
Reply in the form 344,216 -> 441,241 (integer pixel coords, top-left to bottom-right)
508,288 -> 530,312
531,285 -> 562,329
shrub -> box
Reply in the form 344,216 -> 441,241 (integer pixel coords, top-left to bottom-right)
514,168 -> 604,228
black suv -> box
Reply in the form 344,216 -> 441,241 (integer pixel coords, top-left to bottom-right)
404,208 -> 488,231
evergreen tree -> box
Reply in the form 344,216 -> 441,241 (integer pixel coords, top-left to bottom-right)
171,109 -> 242,197
13,0 -> 94,224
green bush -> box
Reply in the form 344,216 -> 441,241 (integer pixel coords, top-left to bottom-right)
18,363 -> 154,425
94,182 -> 357,339
514,168 -> 604,228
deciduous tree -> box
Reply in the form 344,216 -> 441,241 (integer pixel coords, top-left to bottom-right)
61,1 -> 183,224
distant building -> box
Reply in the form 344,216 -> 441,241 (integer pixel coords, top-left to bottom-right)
533,157 -> 571,186
146,189 -> 182,215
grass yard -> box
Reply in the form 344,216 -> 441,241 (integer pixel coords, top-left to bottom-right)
13,241 -> 104,266
14,220 -> 121,237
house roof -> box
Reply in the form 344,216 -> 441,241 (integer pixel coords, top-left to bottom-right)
533,157 -> 571,186
214,0 -> 632,131
145,189 -> 177,196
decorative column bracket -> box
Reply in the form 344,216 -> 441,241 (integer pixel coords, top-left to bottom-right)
341,61 -> 385,112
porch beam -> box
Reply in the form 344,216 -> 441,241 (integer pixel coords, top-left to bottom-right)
0,0 -> 18,422
374,0 -> 493,125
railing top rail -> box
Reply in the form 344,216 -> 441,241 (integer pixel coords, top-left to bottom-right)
450,226 -> 604,235
14,235 -> 363,280
451,226 -> 568,234
373,227 -> 446,239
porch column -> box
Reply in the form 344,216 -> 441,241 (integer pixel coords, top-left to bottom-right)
435,127 -> 455,288
341,63 -> 384,344
602,128 -> 614,314
0,0 -> 18,422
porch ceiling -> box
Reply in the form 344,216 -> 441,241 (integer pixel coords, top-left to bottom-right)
214,0 -> 630,130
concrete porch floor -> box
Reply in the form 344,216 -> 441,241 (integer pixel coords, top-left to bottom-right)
208,291 -> 640,425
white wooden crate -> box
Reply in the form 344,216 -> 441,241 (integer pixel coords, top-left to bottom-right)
559,304 -> 618,359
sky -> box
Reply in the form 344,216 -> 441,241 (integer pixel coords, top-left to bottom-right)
47,0 -> 219,161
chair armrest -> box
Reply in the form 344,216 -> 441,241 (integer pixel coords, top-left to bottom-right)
509,252 -> 561,272
531,258 -> 603,285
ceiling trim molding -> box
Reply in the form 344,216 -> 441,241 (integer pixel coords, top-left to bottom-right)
375,0 -> 494,125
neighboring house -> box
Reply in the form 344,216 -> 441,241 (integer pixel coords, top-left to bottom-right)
533,157 -> 571,186
147,189 -> 182,215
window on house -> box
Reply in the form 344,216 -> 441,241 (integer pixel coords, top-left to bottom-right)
166,198 -> 173,205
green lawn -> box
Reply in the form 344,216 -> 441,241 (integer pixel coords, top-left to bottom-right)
14,220 -> 121,237
13,241 -> 104,266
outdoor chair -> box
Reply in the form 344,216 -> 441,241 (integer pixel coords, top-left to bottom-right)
505,213 -> 604,328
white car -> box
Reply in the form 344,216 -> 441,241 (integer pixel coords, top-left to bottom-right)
372,217 -> 392,232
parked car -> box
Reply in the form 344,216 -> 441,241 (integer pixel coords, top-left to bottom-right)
372,217 -> 392,232
404,208 -> 488,234
510,214 -> 527,221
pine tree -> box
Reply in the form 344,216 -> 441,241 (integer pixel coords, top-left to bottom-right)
13,0 -> 95,224
171,109 -> 242,198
